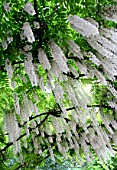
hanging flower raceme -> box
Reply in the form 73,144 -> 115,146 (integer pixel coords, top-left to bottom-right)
87,35 -> 116,59
67,40 -> 83,59
85,17 -> 99,28
23,44 -> 32,51
101,5 -> 117,23
67,15 -> 99,37
2,39 -> 8,50
108,101 -> 117,111
7,36 -> 13,44
13,93 -> 20,115
100,28 -> 117,44
24,52 -> 38,86
2,34 -> 13,50
5,58 -> 14,79
97,53 -> 117,80
33,21 -> 40,29
4,112 -> 21,154
24,2 -> 36,16
93,34 -> 117,55
94,69 -> 107,85
54,82 -> 64,103
22,22 -> 35,43
74,61 -> 87,75
107,83 -> 117,99
86,34 -> 117,82
50,61 -> 68,82
38,48 -> 51,70
3,1 -> 11,12
49,41 -> 69,73
87,52 -> 100,66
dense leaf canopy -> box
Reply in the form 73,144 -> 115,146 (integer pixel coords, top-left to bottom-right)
0,0 -> 117,169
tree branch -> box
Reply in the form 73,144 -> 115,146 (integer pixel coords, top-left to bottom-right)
87,104 -> 115,110
15,164 -> 23,170
19,109 -> 61,127
34,0 -> 40,23
20,106 -> 75,128
63,72 -> 85,80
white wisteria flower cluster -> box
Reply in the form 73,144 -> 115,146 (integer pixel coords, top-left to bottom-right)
22,22 -> 35,43
5,58 -> 14,79
3,1 -> 11,12
23,44 -> 32,51
102,5 -> 117,23
87,52 -> 100,66
49,41 -> 69,73
38,48 -> 51,70
2,36 -> 13,50
2,39 -> 8,50
24,2 -> 36,16
33,21 -> 40,29
100,28 -> 117,44
13,93 -> 20,115
67,15 -> 99,37
67,40 -> 83,59
24,52 -> 38,86
4,112 -> 20,154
